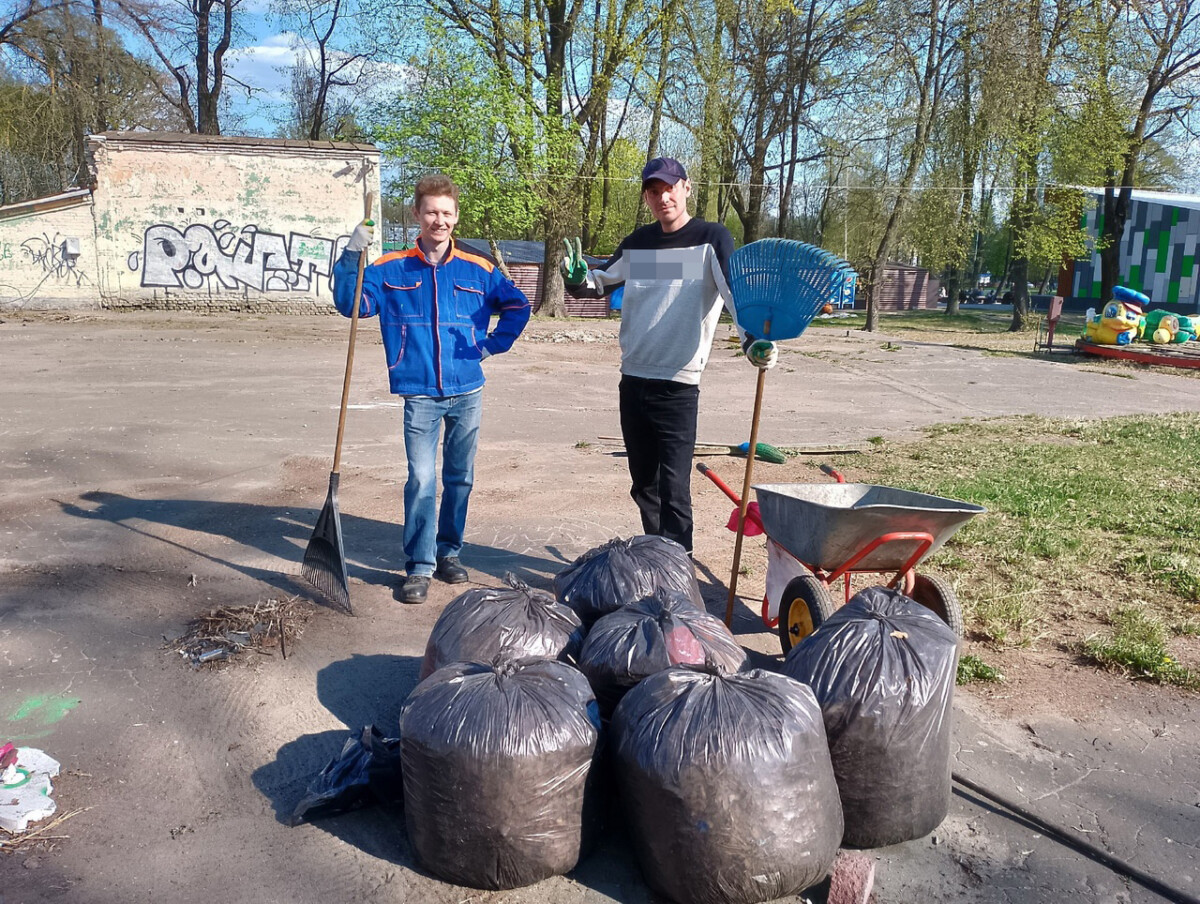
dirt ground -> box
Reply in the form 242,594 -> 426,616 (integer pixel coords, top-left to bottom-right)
1,310 -> 1198,904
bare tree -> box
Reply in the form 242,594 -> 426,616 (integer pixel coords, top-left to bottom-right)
273,0 -> 376,141
114,0 -> 244,134
862,0 -> 961,330
0,0 -> 180,197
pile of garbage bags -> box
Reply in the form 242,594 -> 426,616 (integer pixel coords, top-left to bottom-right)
290,545 -> 959,903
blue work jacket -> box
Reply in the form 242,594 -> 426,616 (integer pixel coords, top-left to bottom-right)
332,239 -> 531,396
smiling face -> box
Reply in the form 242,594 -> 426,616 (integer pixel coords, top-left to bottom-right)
414,192 -> 459,252
642,178 -> 692,233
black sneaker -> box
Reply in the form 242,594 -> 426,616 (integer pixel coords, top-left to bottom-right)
397,575 -> 430,604
434,557 -> 469,584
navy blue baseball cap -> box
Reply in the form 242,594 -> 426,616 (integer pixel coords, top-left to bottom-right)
641,157 -> 688,189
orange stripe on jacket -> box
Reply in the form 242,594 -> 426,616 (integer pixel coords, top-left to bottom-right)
372,248 -> 422,266
451,249 -> 496,273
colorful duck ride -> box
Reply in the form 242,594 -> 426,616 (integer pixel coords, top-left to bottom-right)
1084,299 -> 1143,345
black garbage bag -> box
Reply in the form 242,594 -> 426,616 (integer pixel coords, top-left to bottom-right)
553,535 -> 701,626
420,573 -> 585,679
400,656 -> 602,889
611,667 -> 843,904
578,589 -> 747,717
782,585 -> 958,848
289,725 -> 404,825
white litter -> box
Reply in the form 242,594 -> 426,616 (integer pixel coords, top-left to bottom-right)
0,748 -> 61,833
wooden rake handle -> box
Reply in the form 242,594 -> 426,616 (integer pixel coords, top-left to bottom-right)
724,366 -> 768,627
331,190 -> 374,475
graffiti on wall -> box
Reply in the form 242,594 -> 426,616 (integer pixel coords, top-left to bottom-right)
19,233 -> 89,286
127,220 -> 349,295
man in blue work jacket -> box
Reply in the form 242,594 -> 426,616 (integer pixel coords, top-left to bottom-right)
333,174 -> 531,603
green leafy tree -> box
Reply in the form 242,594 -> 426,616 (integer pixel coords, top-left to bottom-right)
369,44 -> 541,244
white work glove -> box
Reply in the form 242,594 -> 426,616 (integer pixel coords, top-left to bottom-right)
346,219 -> 375,254
745,339 -> 778,369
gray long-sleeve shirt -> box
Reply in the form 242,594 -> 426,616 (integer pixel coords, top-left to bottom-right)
567,219 -> 748,385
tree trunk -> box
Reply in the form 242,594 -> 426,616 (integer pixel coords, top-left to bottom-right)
541,231 -> 568,317
693,8 -> 724,220
1099,175 -> 1131,306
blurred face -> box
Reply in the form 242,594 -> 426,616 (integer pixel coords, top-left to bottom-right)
415,193 -> 459,249
643,178 -> 692,232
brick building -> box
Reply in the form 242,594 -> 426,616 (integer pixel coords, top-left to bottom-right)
0,132 -> 380,312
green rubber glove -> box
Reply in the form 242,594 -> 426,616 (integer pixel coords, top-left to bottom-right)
561,237 -> 588,286
746,339 -> 778,369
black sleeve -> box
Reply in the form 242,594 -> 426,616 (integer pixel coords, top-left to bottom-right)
712,226 -> 734,286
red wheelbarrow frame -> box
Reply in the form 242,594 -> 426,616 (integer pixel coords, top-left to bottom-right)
697,462 -> 934,628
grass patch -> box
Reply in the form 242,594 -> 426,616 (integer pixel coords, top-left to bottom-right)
834,413 -> 1200,664
957,654 -> 1004,684
1081,606 -> 1200,689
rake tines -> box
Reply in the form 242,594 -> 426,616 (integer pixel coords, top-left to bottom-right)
301,472 -> 352,614
727,238 -> 857,341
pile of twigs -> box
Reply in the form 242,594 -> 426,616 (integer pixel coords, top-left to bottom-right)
171,597 -> 314,668
0,808 -> 89,854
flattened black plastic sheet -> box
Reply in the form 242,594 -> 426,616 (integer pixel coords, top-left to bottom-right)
611,668 -> 843,904
578,589 -> 747,717
400,656 -> 601,890
420,573 -> 585,679
782,585 -> 958,848
553,535 -> 701,626
290,725 -> 403,825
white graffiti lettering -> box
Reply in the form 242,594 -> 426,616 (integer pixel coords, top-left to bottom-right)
130,220 -> 347,295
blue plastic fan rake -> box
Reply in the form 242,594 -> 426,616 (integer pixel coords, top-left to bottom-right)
726,238 -> 857,341
720,239 -> 858,625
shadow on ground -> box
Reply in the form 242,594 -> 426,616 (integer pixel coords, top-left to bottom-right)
58,490 -> 569,596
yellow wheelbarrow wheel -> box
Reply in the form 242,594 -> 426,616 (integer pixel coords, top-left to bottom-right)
778,573 -> 836,655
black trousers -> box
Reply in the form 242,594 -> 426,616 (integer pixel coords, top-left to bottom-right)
619,375 -> 700,553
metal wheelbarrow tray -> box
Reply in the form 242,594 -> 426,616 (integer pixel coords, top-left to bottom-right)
753,482 -> 986,573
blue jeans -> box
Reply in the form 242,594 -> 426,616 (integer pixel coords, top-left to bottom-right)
402,391 -> 482,576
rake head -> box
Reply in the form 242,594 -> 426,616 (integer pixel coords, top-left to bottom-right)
727,238 -> 857,342
301,473 -> 353,614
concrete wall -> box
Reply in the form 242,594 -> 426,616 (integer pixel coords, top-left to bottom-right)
90,134 -> 380,312
0,193 -> 99,309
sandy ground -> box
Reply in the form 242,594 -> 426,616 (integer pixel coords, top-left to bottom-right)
1,311 -> 1198,903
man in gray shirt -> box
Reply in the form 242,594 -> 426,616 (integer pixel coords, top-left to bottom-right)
564,157 -> 776,554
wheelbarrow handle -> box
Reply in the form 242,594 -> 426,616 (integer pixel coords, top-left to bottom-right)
696,461 -> 742,505
820,464 -> 846,483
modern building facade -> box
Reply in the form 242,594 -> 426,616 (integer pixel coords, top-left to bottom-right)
1069,189 -> 1200,312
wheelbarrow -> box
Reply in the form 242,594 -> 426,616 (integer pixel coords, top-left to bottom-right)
698,462 -> 985,653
